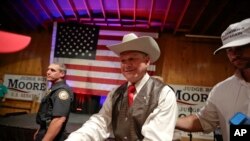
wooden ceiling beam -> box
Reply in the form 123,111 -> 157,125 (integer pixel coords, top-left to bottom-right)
148,0 -> 155,28
83,0 -> 92,23
189,0 -> 210,32
133,0 -> 137,24
117,0 -> 121,26
174,0 -> 190,34
23,0 -> 47,30
8,1 -> 36,30
38,0 -> 53,21
53,0 -> 65,22
67,0 -> 78,21
99,0 -> 107,26
0,2 -> 25,31
200,0 -> 229,34
161,0 -> 172,31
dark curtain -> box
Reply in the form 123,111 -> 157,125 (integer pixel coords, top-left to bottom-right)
71,93 -> 102,114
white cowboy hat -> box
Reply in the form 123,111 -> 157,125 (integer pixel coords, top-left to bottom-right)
214,18 -> 250,54
108,33 -> 160,63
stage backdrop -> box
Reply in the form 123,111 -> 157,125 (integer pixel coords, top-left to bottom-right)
3,74 -> 47,102
170,84 -> 214,140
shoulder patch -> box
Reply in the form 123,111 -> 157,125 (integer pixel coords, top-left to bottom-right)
58,90 -> 69,100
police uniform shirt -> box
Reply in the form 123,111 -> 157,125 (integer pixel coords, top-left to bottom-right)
35,81 -> 73,141
50,81 -> 72,117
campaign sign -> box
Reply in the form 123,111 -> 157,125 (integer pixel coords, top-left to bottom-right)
3,74 -> 47,102
170,84 -> 213,140
230,125 -> 250,141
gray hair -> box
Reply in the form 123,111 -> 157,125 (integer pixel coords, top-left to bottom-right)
52,62 -> 67,75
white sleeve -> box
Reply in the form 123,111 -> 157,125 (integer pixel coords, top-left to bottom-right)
65,89 -> 115,141
197,88 -> 220,133
141,86 -> 178,141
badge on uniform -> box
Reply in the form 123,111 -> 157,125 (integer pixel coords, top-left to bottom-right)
58,90 -> 69,100
45,89 -> 51,96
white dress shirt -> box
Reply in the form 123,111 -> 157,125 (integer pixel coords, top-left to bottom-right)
65,73 -> 178,141
197,70 -> 250,141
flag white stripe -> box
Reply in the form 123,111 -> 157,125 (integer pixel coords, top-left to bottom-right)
67,80 -> 119,91
67,69 -> 126,80
98,39 -> 120,46
54,57 -> 156,71
54,57 -> 120,68
96,49 -> 118,57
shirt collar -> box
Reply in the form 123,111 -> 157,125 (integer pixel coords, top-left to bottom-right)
235,70 -> 250,87
128,73 -> 150,94
51,80 -> 65,91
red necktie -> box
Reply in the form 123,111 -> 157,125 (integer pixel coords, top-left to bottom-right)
128,84 -> 136,107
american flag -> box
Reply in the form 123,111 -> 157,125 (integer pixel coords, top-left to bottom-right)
51,22 -> 159,96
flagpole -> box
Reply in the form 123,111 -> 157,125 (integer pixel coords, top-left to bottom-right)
50,21 -> 57,64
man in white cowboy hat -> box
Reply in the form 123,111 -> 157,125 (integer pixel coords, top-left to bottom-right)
66,33 -> 178,141
176,18 -> 250,141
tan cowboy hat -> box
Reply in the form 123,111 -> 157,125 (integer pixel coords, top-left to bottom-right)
108,33 -> 160,63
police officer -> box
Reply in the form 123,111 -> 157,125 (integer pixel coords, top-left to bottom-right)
34,63 -> 74,141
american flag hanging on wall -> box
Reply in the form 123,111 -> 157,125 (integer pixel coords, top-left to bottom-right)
54,23 -> 99,60
51,22 -> 159,96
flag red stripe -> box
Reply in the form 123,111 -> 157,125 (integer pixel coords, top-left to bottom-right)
97,45 -> 110,50
66,64 -> 121,73
99,35 -> 123,40
72,87 -> 110,96
66,75 -> 125,85
66,63 -> 155,74
95,56 -> 120,62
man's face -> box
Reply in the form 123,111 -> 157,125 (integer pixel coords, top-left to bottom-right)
46,64 -> 64,83
120,51 -> 150,83
226,44 -> 250,70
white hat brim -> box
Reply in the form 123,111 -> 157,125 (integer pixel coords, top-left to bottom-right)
214,37 -> 250,54
108,36 -> 160,63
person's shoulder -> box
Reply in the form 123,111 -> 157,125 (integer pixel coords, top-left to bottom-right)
209,75 -> 237,97
61,82 -> 74,95
160,84 -> 175,95
56,90 -> 71,101
213,75 -> 236,88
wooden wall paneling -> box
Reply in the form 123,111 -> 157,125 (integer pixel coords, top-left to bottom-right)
0,98 -> 37,116
157,33 -> 234,87
0,30 -> 52,77
0,30 -> 52,114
